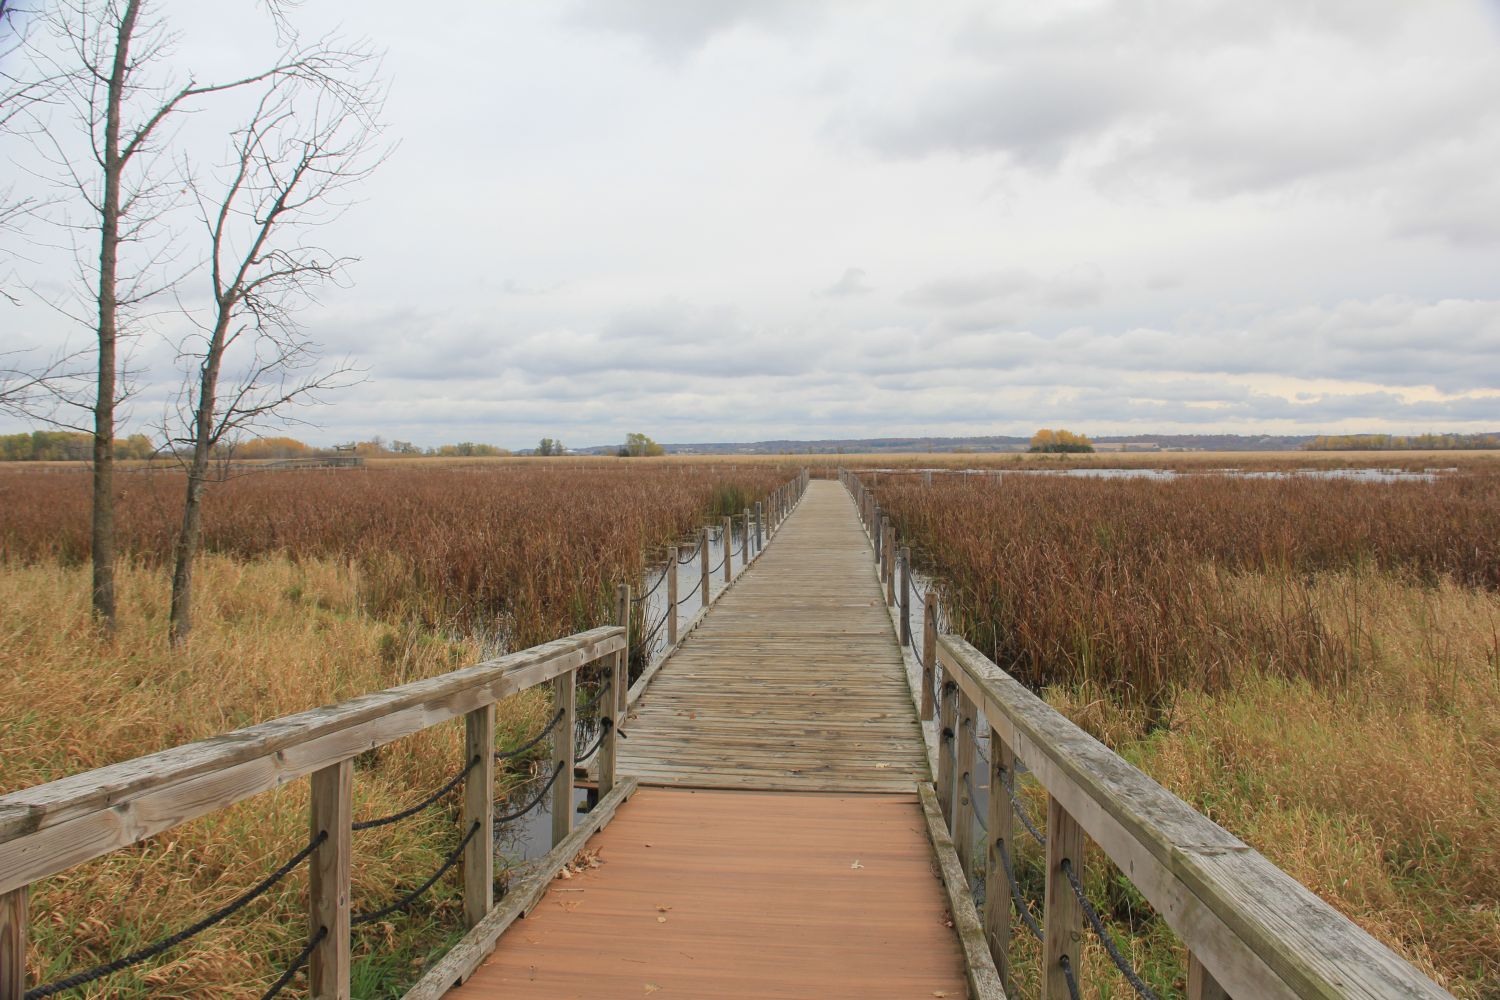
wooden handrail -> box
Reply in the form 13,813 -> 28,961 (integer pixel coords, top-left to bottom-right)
936,631 -> 1450,999
0,626 -> 623,896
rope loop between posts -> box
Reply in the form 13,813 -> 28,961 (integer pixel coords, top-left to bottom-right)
576,716 -> 612,764
1061,858 -> 1164,1000
351,820 -> 481,928
352,755 -> 479,831
25,831 -> 328,999
962,772 -> 989,833
1060,953 -> 1082,1000
495,707 -> 565,761
630,568 -> 668,604
677,535 -> 704,563
494,762 -> 564,824
676,573 -> 704,605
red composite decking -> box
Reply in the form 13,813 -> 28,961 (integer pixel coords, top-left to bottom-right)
452,787 -> 968,999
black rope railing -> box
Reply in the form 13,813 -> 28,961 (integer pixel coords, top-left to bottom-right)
260,926 -> 326,1000
494,763 -> 564,825
1002,767 -> 1047,847
352,756 -> 478,831
25,832 -> 328,999
962,772 -> 989,833
994,837 -> 1043,942
495,707 -> 564,760
677,536 -> 704,563
1061,953 -> 1082,1000
351,820 -> 481,928
709,553 -> 726,574
576,718 -> 612,764
676,573 -> 704,606
630,568 -> 669,605
1061,858 -> 1163,1000
634,609 -> 668,657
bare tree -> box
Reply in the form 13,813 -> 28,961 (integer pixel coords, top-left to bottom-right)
165,50 -> 384,645
12,0 -> 373,631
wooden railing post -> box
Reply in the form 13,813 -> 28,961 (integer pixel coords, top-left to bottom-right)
614,584 -> 629,717
898,546 -> 911,648
666,551 -> 679,647
742,507 -> 752,566
884,522 -> 897,606
873,508 -> 883,564
986,736 -> 1015,989
722,516 -> 733,584
462,704 -> 494,928
700,526 -> 711,610
309,759 -> 352,1000
1,887 -> 25,1000
552,668 -> 576,847
1188,953 -> 1231,1000
754,501 -> 763,553
921,592 -> 937,721
598,649 -> 619,799
1043,796 -> 1085,1000
936,668 -> 958,827
954,694 -> 978,877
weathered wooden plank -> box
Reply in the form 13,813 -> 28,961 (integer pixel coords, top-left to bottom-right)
0,887 -> 24,1000
309,760 -> 351,1000
1043,796 -> 1085,1000
462,706 -> 494,929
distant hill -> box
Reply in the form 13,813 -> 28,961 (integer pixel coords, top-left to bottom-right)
570,433 -> 1327,456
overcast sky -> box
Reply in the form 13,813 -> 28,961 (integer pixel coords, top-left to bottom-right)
5,0 -> 1500,448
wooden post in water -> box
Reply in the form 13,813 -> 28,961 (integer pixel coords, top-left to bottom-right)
921,592 -> 937,721
462,704 -> 494,928
552,669 -> 576,847
1043,797 -> 1085,1000
1188,955 -> 1230,1000
954,694 -> 978,877
700,526 -> 711,610
898,546 -> 912,648
666,550 -> 679,646
986,735 -> 1015,989
0,887 -> 25,1000
309,759 -> 352,1000
722,516 -> 733,584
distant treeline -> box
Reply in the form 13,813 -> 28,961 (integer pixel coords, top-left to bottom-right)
0,433 -> 514,462
1304,433 -> 1500,451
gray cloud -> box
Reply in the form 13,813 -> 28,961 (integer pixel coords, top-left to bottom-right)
819,267 -> 872,297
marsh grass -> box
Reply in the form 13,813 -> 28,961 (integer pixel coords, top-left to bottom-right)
0,462 -> 790,997
874,474 -> 1500,997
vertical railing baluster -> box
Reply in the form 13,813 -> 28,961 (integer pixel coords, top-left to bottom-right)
667,549 -> 679,647
885,521 -> 897,606
598,649 -> 619,799
754,501 -> 763,554
936,666 -> 958,828
1043,796 -> 1085,1000
954,692 -> 978,877
986,735 -> 1015,989
309,759 -> 352,1000
700,526 -> 710,610
0,886 -> 26,1000
742,507 -> 752,570
898,546 -> 911,649
921,593 -> 937,721
462,704 -> 494,928
722,515 -> 733,584
615,584 -> 629,716
552,668 -> 576,847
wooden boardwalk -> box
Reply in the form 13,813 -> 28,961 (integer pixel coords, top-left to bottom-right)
453,789 -> 967,999
452,482 -> 964,998
617,480 -> 929,792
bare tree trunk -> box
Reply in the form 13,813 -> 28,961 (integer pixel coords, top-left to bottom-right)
90,0 -> 141,632
169,314 -> 228,646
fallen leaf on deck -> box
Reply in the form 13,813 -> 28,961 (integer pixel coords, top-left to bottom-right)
644,984 -> 661,995
657,916 -> 667,923
850,859 -> 864,869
